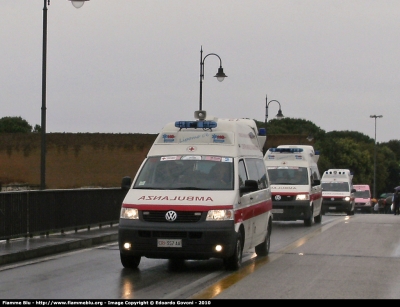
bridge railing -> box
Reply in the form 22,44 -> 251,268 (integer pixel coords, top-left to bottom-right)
0,188 -> 126,241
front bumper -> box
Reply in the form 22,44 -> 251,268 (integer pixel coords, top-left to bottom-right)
322,200 -> 353,213
271,200 -> 312,221
118,219 -> 237,260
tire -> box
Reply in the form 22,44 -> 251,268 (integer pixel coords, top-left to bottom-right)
120,253 -> 141,269
314,209 -> 322,224
255,223 -> 271,257
304,209 -> 313,227
224,232 -> 243,271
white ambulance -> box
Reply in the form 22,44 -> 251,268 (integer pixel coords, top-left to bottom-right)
118,110 -> 273,270
264,145 -> 323,227
321,169 -> 356,215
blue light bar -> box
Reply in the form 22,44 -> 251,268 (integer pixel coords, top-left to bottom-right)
268,148 -> 304,153
258,128 -> 266,136
175,120 -> 217,129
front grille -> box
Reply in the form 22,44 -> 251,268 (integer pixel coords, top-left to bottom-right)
141,211 -> 203,223
324,198 -> 344,202
273,195 -> 296,201
138,230 -> 202,239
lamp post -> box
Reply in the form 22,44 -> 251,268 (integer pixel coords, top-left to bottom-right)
265,94 -> 284,138
370,114 -> 383,199
41,0 -> 89,190
198,46 -> 227,111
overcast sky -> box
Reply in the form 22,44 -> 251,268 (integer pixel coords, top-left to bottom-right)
1,1 -> 399,143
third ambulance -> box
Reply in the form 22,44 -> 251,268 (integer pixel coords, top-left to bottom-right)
264,145 -> 323,227
321,169 -> 356,215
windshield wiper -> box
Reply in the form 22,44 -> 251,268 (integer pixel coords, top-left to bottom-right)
175,187 -> 209,190
133,186 -> 166,190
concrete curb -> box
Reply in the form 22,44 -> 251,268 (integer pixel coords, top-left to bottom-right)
0,232 -> 118,266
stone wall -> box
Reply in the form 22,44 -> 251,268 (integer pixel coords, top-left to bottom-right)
0,133 -> 157,189
0,133 -> 312,189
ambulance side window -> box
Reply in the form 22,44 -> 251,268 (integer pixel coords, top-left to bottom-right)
310,166 -> 321,181
255,159 -> 269,189
244,158 -> 268,190
238,160 -> 248,188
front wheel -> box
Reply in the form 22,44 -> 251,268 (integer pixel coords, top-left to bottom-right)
314,209 -> 322,224
120,253 -> 141,269
255,223 -> 271,257
224,232 -> 243,271
304,210 -> 313,227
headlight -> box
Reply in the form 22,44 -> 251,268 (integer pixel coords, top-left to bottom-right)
343,197 -> 351,201
120,208 -> 139,219
296,194 -> 310,201
206,210 -> 234,221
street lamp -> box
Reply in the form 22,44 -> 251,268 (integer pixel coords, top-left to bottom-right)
41,0 -> 89,190
265,94 -> 284,139
198,46 -> 227,111
70,0 -> 89,8
370,114 -> 383,199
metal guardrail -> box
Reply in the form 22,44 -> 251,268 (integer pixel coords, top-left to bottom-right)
0,188 -> 126,241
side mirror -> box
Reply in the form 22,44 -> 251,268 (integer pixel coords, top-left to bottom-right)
240,179 -> 258,196
121,176 -> 132,190
351,188 -> 356,193
312,179 -> 321,186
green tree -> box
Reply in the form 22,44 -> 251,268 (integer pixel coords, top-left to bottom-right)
0,116 -> 32,133
32,124 -> 41,133
375,145 -> 399,195
256,117 -> 400,196
255,117 -> 325,138
384,140 -> 400,161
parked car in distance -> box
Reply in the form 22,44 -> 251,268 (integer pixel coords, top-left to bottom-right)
378,192 -> 393,214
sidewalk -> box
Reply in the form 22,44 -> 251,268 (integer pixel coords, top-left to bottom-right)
0,225 -> 118,266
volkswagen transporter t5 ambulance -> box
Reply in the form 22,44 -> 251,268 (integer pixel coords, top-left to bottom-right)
321,169 -> 356,215
264,145 -> 323,227
118,110 -> 273,270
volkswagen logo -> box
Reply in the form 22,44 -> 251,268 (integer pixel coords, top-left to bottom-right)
165,211 -> 177,222
275,195 -> 282,201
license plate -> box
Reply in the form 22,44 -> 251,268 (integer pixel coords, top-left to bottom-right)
272,209 -> 283,213
157,239 -> 182,248
329,207 -> 336,210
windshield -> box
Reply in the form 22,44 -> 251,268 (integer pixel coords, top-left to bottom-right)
267,167 -> 309,185
354,190 -> 370,198
321,182 -> 350,192
133,155 -> 234,190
